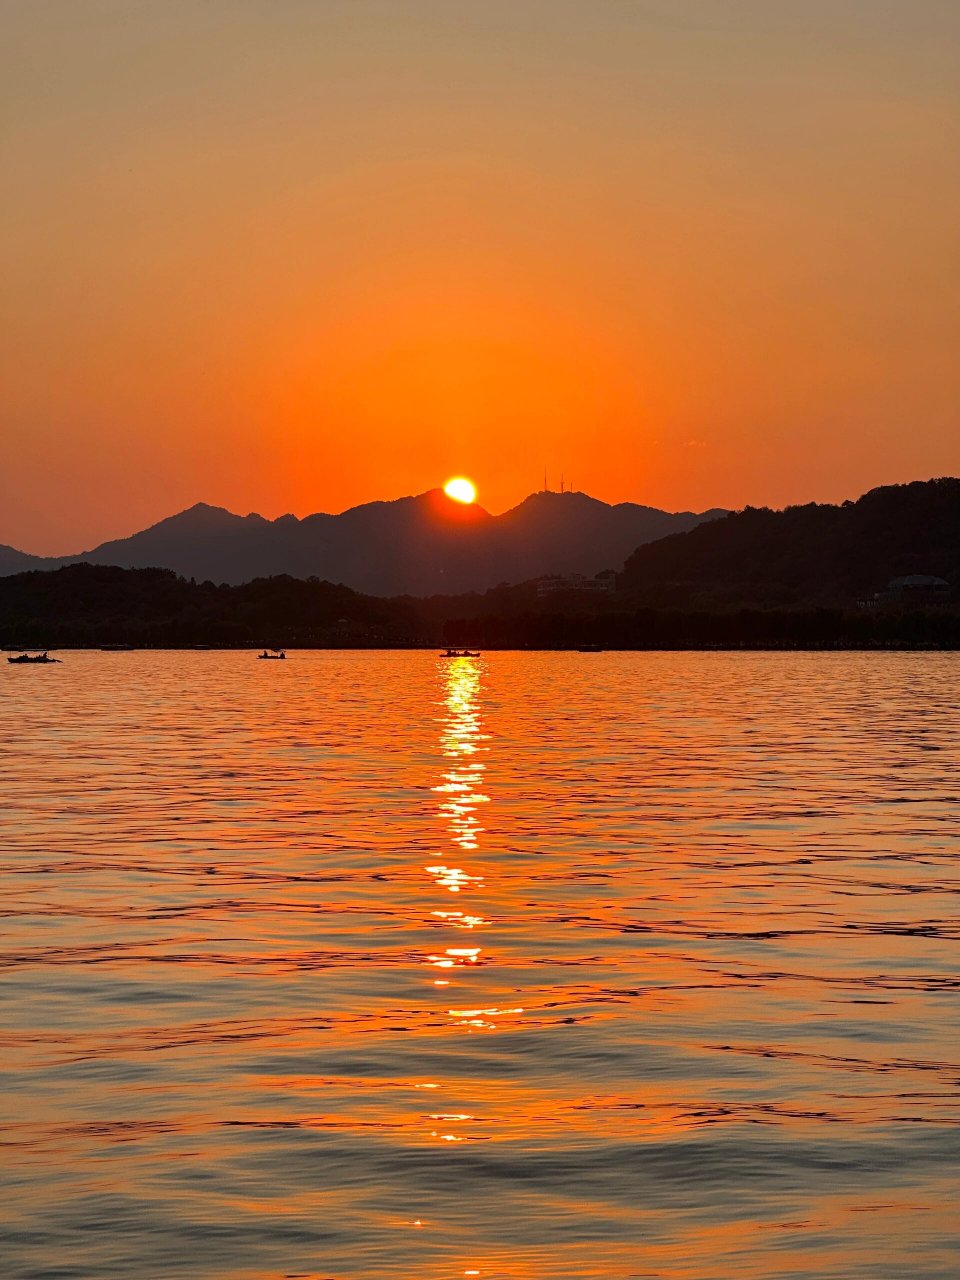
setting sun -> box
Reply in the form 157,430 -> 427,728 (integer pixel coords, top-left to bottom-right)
444,477 -> 477,504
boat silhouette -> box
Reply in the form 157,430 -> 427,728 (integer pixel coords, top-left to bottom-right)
8,652 -> 61,664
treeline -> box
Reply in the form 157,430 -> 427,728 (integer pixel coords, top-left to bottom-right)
2,564 -> 959,650
0,564 -> 427,649
442,607 -> 960,650
620,477 -> 960,608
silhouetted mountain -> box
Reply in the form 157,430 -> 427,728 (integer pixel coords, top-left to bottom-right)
0,544 -> 49,575
0,490 -> 724,595
490,492 -> 726,584
619,478 -> 960,608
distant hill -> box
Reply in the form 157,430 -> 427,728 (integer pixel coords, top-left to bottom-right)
0,544 -> 49,576
0,490 -> 724,595
0,564 -> 422,648
620,478 -> 960,608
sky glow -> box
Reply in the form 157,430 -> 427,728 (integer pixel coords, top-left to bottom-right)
1,1 -> 958,553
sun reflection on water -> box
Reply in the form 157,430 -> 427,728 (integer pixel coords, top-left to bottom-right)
431,910 -> 486,929
421,654 -> 506,1158
432,658 -> 489,853
424,659 -> 491,990
425,864 -> 485,893
425,947 -> 482,970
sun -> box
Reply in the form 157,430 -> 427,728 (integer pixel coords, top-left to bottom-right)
443,476 -> 477,504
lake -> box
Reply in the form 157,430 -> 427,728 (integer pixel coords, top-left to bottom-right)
1,651 -> 957,1279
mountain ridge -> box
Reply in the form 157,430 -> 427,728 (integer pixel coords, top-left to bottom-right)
0,490 -> 725,596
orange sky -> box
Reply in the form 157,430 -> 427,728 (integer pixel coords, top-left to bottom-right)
2,1 -> 958,554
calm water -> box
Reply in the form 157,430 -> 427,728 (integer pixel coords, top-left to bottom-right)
1,652 -> 958,1280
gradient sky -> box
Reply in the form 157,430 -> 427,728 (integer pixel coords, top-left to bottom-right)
2,0 -> 958,553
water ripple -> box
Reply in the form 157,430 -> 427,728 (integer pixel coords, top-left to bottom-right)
1,651 -> 958,1279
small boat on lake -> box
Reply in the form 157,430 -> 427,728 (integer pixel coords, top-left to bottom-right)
8,652 -> 61,664
441,648 -> 480,658
258,649 -> 286,660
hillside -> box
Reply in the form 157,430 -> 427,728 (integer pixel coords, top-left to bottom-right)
3,557 -> 959,653
0,565 -> 423,648
619,479 -> 960,608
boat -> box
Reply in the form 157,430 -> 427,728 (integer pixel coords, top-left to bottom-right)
257,649 -> 286,660
440,648 -> 480,658
8,652 -> 61,664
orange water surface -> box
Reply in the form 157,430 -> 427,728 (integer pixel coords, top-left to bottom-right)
1,652 -> 958,1278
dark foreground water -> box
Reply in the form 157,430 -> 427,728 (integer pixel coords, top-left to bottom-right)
1,652 -> 958,1279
